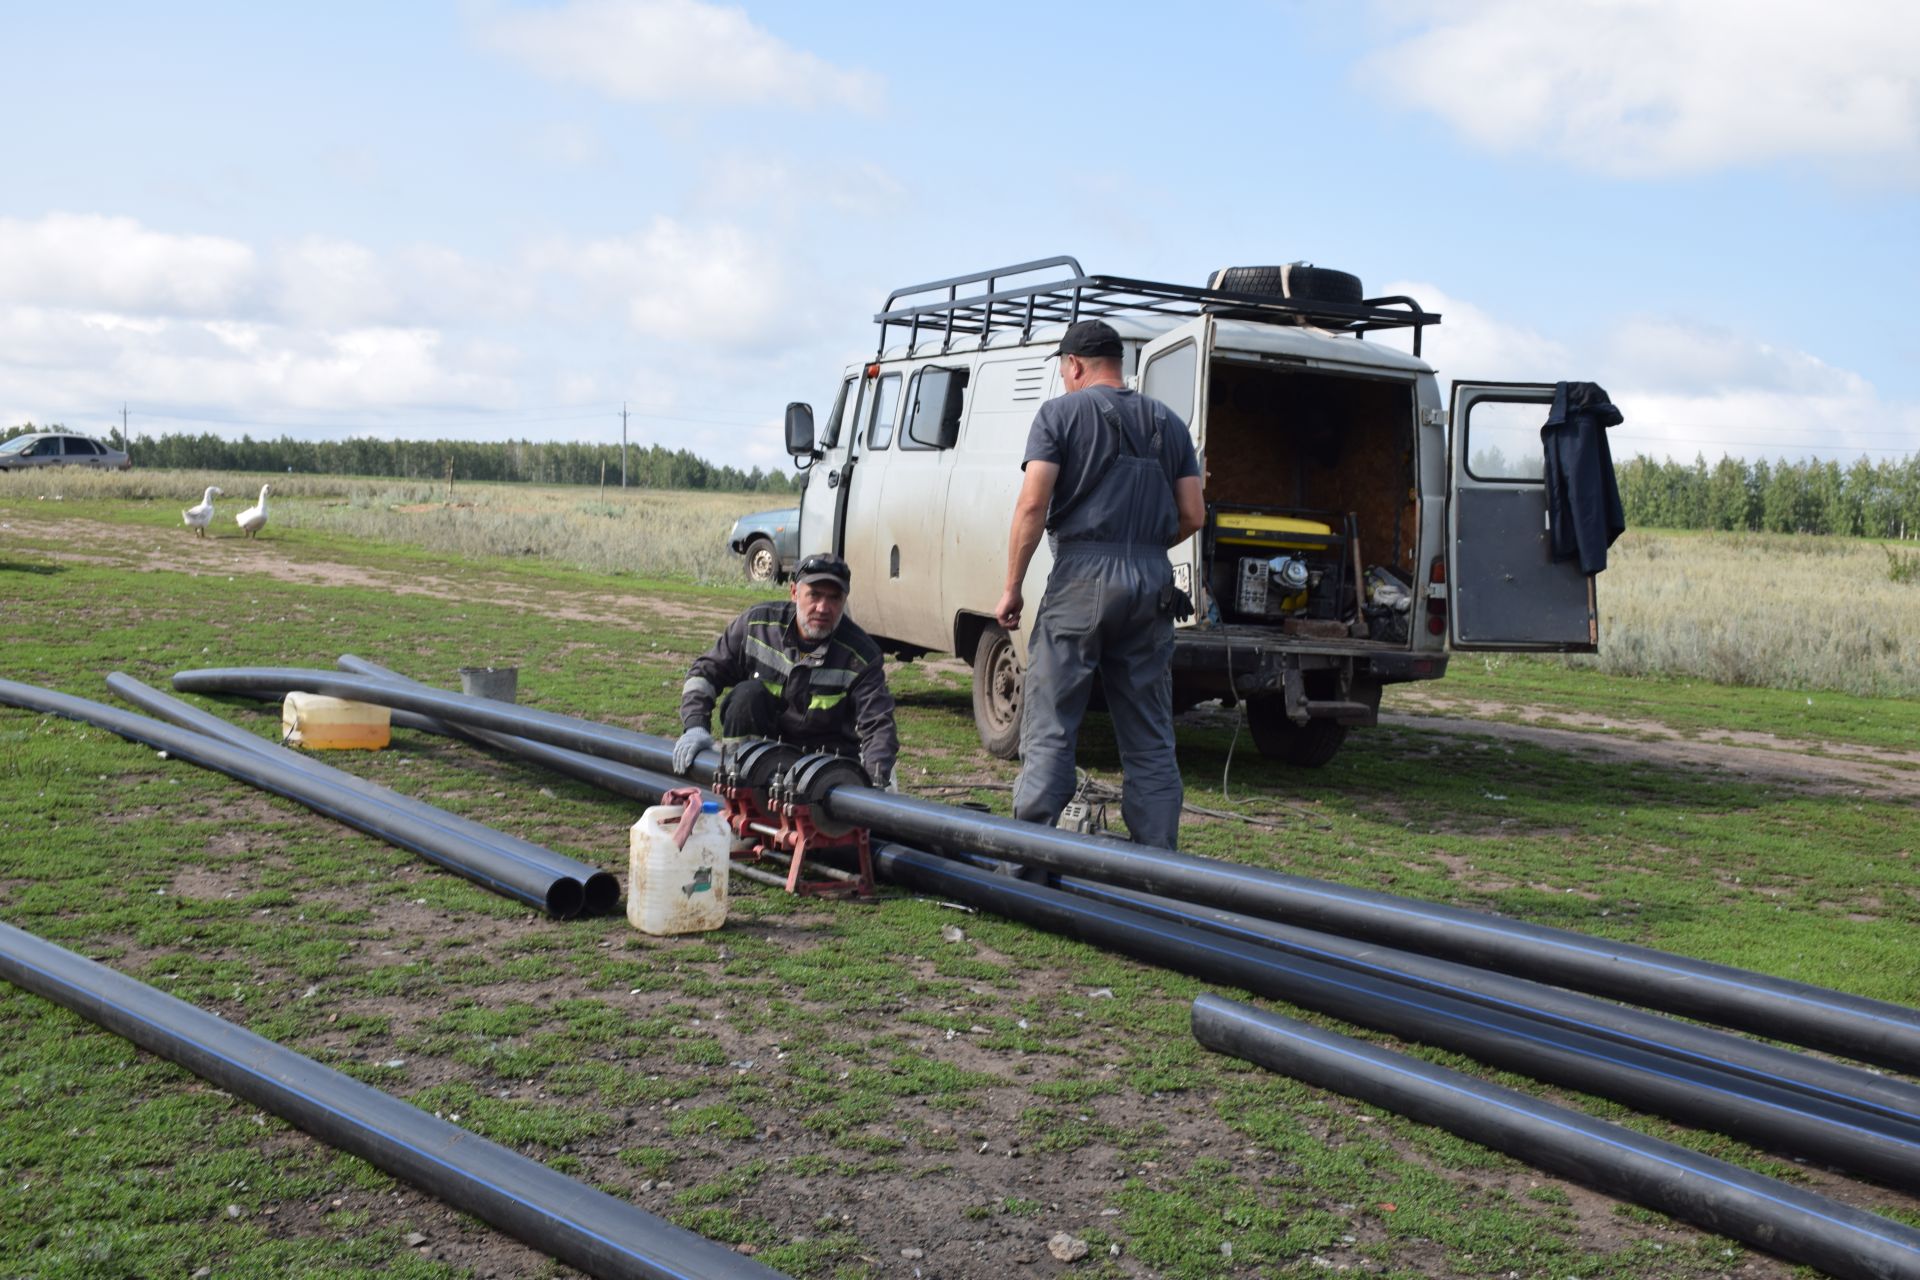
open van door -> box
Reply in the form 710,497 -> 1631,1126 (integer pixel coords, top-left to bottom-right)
794,371 -> 864,560
1447,381 -> 1597,652
1137,316 -> 1214,619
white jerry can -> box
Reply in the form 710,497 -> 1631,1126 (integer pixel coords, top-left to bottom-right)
628,798 -> 730,935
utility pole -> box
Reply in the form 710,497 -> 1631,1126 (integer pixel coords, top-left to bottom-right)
621,403 -> 629,489
120,403 -> 128,450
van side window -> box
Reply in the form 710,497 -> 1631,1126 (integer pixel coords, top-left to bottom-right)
820,376 -> 856,450
1141,340 -> 1197,424
1463,399 -> 1547,481
903,366 -> 969,451
866,374 -> 901,450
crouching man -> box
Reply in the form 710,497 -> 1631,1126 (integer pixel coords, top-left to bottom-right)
671,552 -> 900,787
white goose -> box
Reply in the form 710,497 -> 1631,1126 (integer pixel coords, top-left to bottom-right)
235,484 -> 272,539
182,485 -> 222,537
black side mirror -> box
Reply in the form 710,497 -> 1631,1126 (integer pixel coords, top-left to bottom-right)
784,403 -> 816,457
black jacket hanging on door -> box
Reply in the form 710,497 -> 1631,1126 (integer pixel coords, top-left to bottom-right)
1540,381 -> 1626,575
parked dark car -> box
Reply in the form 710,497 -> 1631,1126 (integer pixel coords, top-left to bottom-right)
0,432 -> 131,472
728,506 -> 799,584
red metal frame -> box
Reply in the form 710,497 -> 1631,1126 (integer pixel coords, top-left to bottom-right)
713,782 -> 875,899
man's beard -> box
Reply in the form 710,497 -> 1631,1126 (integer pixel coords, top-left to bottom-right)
797,618 -> 832,643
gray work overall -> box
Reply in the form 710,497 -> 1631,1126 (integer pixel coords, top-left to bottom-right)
1013,388 -> 1184,849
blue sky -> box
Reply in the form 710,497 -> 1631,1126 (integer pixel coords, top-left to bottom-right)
4,0 -> 1916,473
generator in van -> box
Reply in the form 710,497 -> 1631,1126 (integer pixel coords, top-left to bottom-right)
781,256 -> 1607,767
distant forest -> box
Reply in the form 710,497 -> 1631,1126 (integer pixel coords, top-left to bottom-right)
8,422 -> 1918,534
1615,454 -> 1920,539
1,424 -> 796,494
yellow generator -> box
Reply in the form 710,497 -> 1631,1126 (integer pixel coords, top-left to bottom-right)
1207,507 -> 1353,622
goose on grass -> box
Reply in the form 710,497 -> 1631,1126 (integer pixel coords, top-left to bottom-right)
236,484 -> 272,539
182,486 -> 222,537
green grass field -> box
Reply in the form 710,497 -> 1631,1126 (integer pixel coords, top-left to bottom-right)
2,478 -> 1917,1279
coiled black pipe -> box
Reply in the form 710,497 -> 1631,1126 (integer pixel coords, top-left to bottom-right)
169,666 -> 1920,1073
870,844 -> 1920,1191
0,921 -> 788,1280
1056,875 -> 1920,1132
104,674 -> 619,916
1192,995 -> 1920,1280
0,679 -> 583,919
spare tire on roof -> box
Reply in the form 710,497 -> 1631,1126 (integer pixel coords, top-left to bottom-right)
1205,264 -> 1364,324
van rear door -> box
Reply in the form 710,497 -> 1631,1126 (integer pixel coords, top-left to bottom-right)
1137,316 -> 1213,621
1446,381 -> 1597,652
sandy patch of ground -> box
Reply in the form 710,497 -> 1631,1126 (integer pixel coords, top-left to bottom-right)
1382,686 -> 1920,800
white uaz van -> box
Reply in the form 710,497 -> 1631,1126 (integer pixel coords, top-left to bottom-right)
782,257 -> 1604,767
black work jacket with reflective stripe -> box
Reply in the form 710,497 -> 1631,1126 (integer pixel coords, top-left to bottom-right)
679,601 -> 899,782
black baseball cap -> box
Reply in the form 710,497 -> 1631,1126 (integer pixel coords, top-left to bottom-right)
794,552 -> 851,591
1050,319 -> 1123,359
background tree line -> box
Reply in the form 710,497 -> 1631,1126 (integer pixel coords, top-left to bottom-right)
1,423 -> 795,494
1616,453 -> 1920,538
10,420 -> 1918,532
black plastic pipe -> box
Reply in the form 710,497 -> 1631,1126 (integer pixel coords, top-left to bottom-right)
169,666 -> 1920,1073
347,653 -> 1920,1131
105,674 -> 619,916
1193,995 -> 1920,1280
0,921 -> 788,1280
870,844 -> 1920,1191
1056,875 -> 1920,1132
174,665 -> 689,774
0,680 -> 583,919
830,791 -> 1920,1075
333,656 -> 687,806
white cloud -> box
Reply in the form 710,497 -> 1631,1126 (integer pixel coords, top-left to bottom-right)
274,236 -> 400,328
529,120 -> 604,167
1362,0 -> 1920,177
0,305 -> 515,417
1601,320 -> 1872,398
526,215 -> 800,346
0,214 -> 255,315
0,208 -> 842,453
694,152 -> 909,217
1597,320 -> 1918,462
1375,280 -> 1571,380
477,0 -> 881,111
1372,282 -> 1920,462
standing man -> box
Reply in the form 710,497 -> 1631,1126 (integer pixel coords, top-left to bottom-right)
673,552 -> 900,787
994,319 -> 1206,850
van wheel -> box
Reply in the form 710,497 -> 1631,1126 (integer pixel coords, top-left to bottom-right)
741,537 -> 781,584
971,624 -> 1023,759
1245,696 -> 1348,767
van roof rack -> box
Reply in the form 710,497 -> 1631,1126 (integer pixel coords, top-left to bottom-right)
875,255 -> 1441,359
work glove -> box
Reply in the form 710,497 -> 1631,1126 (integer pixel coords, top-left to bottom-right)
672,727 -> 714,775
1170,587 -> 1195,623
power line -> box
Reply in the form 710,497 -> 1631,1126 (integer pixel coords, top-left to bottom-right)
1613,433 -> 1918,456
1627,421 -> 1920,440
116,406 -> 774,436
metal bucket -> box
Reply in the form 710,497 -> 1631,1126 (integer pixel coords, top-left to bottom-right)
458,666 -> 518,703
